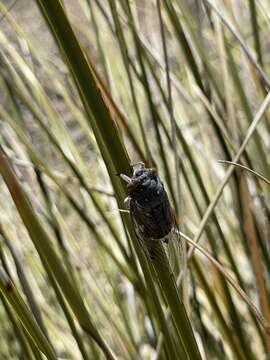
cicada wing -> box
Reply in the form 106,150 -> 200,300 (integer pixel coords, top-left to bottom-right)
129,199 -> 148,250
165,225 -> 183,277
129,199 -> 161,261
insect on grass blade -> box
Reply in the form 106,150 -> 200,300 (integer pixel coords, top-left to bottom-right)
120,163 -> 182,275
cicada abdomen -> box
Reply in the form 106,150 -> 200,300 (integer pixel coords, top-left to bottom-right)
120,163 -> 182,271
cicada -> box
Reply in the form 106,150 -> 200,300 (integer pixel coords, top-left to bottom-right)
120,163 -> 181,272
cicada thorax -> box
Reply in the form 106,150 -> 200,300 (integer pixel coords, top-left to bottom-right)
126,164 -> 175,240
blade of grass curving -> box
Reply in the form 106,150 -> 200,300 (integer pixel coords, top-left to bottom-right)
222,47 -> 270,282
219,160 -> 270,186
144,52 -> 252,302
157,100 -> 256,291
180,231 -> 270,335
175,89 -> 270,346
153,162 -> 248,359
152,90 -> 269,346
177,152 -> 266,346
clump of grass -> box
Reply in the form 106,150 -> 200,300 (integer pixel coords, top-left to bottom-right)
0,1 -> 270,359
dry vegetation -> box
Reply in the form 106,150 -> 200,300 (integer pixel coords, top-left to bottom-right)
0,0 -> 270,359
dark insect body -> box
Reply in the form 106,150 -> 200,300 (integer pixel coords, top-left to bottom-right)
120,163 -> 175,240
